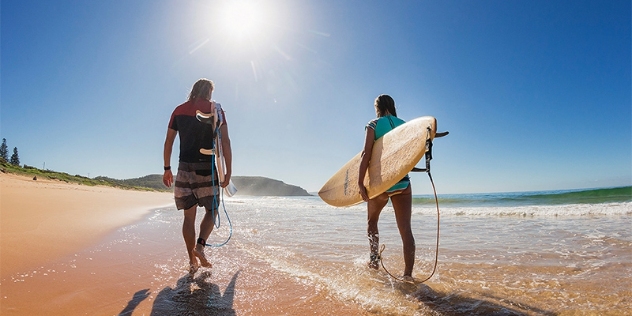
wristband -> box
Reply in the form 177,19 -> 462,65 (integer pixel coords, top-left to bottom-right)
164,166 -> 171,171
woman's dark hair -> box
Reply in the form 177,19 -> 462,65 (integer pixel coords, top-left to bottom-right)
374,94 -> 397,117
188,78 -> 215,101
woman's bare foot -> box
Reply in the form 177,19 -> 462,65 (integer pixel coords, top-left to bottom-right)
368,253 -> 380,270
367,261 -> 380,270
193,246 -> 212,268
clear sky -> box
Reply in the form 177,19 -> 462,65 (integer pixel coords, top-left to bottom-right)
1,0 -> 630,194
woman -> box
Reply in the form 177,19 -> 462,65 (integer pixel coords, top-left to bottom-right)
358,94 -> 415,280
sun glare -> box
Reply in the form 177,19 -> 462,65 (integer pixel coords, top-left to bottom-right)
218,1 -> 270,42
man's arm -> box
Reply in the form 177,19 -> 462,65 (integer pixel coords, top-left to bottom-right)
163,128 -> 177,187
219,124 -> 232,188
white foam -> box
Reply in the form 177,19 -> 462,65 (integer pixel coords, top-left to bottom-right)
413,202 -> 632,217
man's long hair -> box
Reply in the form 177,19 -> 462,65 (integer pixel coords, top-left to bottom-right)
188,79 -> 215,101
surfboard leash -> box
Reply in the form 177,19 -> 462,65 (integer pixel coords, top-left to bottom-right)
205,128 -> 233,248
378,170 -> 440,285
195,108 -> 233,248
378,130 -> 441,285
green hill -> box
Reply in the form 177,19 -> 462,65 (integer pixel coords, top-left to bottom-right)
94,174 -> 167,191
1,162 -> 311,196
232,176 -> 311,196
0,162 -> 160,191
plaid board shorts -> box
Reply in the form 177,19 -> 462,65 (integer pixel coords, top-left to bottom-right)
174,161 -> 220,210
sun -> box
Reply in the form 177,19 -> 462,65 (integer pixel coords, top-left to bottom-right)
217,0 -> 271,43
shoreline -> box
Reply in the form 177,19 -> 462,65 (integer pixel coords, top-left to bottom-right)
0,172 -> 173,278
1,175 -> 629,314
0,173 -> 368,315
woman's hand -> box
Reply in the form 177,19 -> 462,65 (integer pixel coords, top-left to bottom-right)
359,182 -> 369,202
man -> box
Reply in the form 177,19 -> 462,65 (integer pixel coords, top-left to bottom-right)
163,78 -> 233,273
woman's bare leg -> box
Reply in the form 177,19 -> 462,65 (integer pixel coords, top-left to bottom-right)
391,185 -> 415,277
367,192 -> 389,269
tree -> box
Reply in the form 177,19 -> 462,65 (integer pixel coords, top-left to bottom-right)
0,138 -> 7,162
10,147 -> 20,166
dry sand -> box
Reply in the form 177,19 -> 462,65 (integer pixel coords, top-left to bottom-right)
0,173 -> 173,278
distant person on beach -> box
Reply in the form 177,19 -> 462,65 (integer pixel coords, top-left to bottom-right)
162,78 -> 233,273
358,94 -> 415,280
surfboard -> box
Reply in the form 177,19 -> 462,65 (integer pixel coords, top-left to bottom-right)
196,109 -> 237,197
318,116 -> 438,207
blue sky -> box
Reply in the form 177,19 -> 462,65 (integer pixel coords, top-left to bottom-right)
1,0 -> 630,194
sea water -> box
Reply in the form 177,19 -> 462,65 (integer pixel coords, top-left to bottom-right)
3,187 -> 630,315
175,186 -> 631,315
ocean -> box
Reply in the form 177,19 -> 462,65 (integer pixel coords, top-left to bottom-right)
167,186 -> 631,315
3,186 -> 630,315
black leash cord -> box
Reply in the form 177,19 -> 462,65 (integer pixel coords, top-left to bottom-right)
379,170 -> 440,284
380,130 -> 441,284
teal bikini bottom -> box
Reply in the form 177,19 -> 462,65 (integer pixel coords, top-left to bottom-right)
386,175 -> 410,194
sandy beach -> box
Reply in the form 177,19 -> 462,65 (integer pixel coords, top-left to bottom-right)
0,173 -> 174,278
0,173 -> 367,315
2,173 -> 630,315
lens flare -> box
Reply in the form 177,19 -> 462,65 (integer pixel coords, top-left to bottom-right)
219,0 -> 268,42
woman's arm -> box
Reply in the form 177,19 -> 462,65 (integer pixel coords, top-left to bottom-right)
358,127 -> 375,202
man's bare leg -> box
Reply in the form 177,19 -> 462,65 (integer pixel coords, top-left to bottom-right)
183,206 -> 200,272
193,207 -> 217,268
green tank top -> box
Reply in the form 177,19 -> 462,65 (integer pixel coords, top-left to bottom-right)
366,115 -> 410,192
366,115 -> 406,140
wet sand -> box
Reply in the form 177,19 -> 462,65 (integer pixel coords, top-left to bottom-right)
0,174 -> 367,315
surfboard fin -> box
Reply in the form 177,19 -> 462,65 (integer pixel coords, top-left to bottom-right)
196,111 -> 215,125
200,148 -> 215,156
412,136 -> 434,173
413,131 -> 448,172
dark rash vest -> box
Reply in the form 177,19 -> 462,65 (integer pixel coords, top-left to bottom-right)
168,99 -> 227,163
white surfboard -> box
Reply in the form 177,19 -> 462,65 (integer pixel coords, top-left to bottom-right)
318,116 -> 438,207
196,108 -> 237,197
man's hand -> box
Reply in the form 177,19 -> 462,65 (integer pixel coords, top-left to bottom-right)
220,171 -> 231,188
163,170 -> 173,187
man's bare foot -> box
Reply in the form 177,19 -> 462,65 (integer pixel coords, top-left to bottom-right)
189,261 -> 200,274
193,247 -> 212,268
